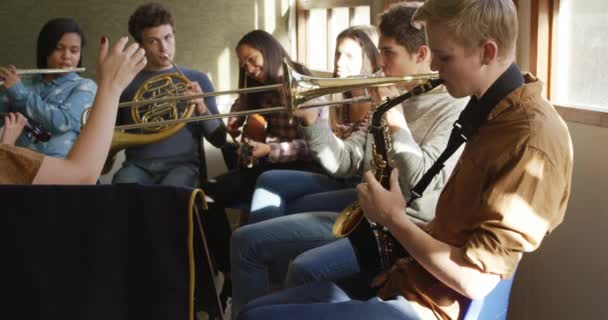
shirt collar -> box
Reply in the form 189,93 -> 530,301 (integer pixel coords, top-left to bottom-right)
457,63 -> 524,135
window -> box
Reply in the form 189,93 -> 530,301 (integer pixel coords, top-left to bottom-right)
551,0 -> 608,112
527,0 -> 608,126
296,1 -> 371,73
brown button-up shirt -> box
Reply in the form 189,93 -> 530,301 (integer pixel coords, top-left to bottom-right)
377,75 -> 573,319
0,144 -> 43,184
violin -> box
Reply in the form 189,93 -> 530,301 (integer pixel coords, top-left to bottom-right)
0,112 -> 52,142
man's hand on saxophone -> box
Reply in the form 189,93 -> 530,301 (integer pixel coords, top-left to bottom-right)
357,169 -> 407,228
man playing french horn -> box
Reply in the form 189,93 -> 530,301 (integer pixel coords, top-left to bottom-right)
112,2 -> 226,187
111,4 -> 232,317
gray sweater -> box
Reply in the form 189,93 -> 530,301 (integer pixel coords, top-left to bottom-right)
302,88 -> 468,221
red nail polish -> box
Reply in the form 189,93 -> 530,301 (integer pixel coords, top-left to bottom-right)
101,36 -> 107,44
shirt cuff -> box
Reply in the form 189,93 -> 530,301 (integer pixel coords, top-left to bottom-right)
5,82 -> 28,101
463,229 -> 522,279
268,142 -> 280,162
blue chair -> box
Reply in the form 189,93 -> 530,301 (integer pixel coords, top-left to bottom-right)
461,275 -> 516,320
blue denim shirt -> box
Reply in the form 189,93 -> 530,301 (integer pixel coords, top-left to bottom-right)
0,72 -> 97,158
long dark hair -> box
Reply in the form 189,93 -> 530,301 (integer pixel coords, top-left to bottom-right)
333,26 -> 380,78
330,26 -> 380,129
236,30 -> 310,109
36,17 -> 86,69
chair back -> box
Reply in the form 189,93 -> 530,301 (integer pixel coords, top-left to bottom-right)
461,275 -> 516,320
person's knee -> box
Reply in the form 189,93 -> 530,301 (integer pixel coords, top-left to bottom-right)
285,256 -> 315,287
112,166 -> 146,184
161,166 -> 199,187
236,305 -> 267,320
230,225 -> 259,261
255,170 -> 277,187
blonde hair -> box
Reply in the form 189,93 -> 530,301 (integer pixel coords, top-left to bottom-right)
412,0 -> 518,59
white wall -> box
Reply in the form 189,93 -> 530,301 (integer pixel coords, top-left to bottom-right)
509,3 -> 608,317
508,121 -> 608,319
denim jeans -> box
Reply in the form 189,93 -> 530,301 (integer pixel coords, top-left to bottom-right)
230,211 -> 338,319
112,158 -> 199,187
236,280 -> 421,320
248,170 -> 360,224
285,237 -> 360,288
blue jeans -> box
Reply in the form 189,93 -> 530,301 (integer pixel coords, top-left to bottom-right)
112,158 -> 199,187
231,211 -> 339,319
248,170 -> 359,224
236,281 -> 421,320
285,237 -> 359,288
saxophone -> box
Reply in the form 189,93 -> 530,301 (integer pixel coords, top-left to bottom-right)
332,78 -> 444,274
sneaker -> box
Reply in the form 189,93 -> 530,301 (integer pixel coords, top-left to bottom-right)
214,271 -> 225,296
223,297 -> 232,320
196,310 -> 210,320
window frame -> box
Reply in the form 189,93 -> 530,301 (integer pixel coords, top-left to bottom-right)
296,0 -> 375,72
530,0 -> 608,127
295,0 -> 608,127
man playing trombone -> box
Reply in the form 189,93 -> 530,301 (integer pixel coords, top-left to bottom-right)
228,4 -> 468,318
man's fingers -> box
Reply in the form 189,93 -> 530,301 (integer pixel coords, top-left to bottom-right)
111,36 -> 129,56
361,170 -> 383,190
124,41 -> 141,57
356,182 -> 369,194
361,170 -> 375,183
16,113 -> 27,125
135,53 -> 147,70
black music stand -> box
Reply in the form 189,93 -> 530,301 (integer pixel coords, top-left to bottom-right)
0,184 -> 223,320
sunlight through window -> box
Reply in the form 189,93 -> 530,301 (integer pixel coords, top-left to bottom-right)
524,155 -> 545,180
281,0 -> 290,16
250,188 -> 281,212
299,4 -> 371,73
254,1 -> 259,29
308,8 -> 328,71
216,47 -> 232,113
351,6 -> 370,26
497,194 -> 549,249
552,0 -> 608,111
264,0 -> 276,33
328,7 -> 349,70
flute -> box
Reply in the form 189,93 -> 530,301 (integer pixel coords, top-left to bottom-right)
0,67 -> 85,86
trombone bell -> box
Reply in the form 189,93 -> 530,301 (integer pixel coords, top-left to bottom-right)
281,60 -> 439,116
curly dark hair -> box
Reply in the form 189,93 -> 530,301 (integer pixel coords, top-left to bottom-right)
128,2 -> 175,43
378,3 -> 426,54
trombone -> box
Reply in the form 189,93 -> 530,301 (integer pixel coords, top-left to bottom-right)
87,60 -> 441,173
0,67 -> 85,86
110,61 -> 439,130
